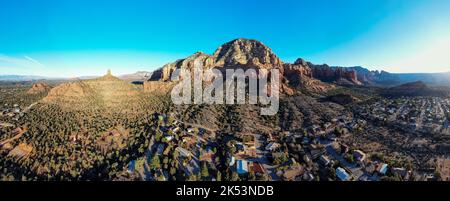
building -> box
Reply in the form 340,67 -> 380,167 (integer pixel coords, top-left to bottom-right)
177,147 -> 192,158
237,160 -> 248,174
127,160 -> 136,173
235,143 -> 245,153
229,156 -> 236,166
265,142 -> 281,151
156,143 -> 165,155
164,135 -> 174,142
391,167 -> 408,178
353,150 -> 367,162
377,163 -> 388,175
319,155 -> 331,166
282,167 -> 303,181
336,167 -> 351,181
251,162 -> 267,175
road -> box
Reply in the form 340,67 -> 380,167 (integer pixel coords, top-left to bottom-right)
174,118 -> 215,143
142,135 -> 155,181
325,141 -> 363,180
252,133 -> 279,180
388,100 -> 407,122
416,100 -> 427,130
23,102 -> 38,113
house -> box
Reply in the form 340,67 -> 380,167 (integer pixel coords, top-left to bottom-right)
158,115 -> 166,124
310,148 -> 326,160
310,124 -> 321,133
302,172 -> 315,181
377,163 -> 388,175
324,122 -> 332,130
353,150 -> 367,162
177,147 -> 192,158
251,162 -> 266,175
187,127 -> 195,133
229,156 -> 236,166
391,167 -> 408,178
199,152 -> 214,163
237,160 -> 248,174
282,166 -> 303,181
303,154 -> 312,164
287,158 -> 297,166
265,142 -> 281,152
244,147 -> 257,157
336,167 -> 351,181
319,155 -> 331,166
365,163 -> 376,174
156,143 -> 165,155
235,143 -> 245,153
164,135 -> 174,142
301,137 -> 310,145
187,159 -> 200,175
172,127 -> 180,133
348,122 -> 358,131
127,160 -> 136,173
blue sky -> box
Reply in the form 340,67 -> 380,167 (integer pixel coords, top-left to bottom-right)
1,0 -> 450,77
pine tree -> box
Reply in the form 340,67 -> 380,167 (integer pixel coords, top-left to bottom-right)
216,171 -> 222,181
201,162 -> 209,179
151,155 -> 161,169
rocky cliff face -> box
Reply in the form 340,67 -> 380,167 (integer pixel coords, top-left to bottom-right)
334,66 -> 400,86
282,60 -> 334,93
213,38 -> 283,68
308,64 -> 361,85
150,52 -> 215,81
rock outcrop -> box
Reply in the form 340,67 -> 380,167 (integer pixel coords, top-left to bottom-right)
309,64 -> 361,85
43,82 -> 91,102
150,52 -> 215,81
27,83 -> 51,94
213,38 -> 283,68
43,70 -> 142,107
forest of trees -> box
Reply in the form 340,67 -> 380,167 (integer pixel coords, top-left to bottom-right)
0,81 -> 172,181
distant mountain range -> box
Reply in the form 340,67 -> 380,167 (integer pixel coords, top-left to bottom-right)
0,71 -> 153,82
0,75 -> 53,81
380,81 -> 449,97
329,66 -> 450,87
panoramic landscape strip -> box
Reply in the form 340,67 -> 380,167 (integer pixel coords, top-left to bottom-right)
1,3 -> 450,199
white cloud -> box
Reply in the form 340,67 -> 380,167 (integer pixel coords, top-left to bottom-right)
24,55 -> 46,68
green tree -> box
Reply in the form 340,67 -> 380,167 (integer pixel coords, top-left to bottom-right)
231,172 -> 240,181
201,162 -> 209,179
151,155 -> 161,169
248,171 -> 256,181
216,171 -> 222,181
344,153 -> 354,163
